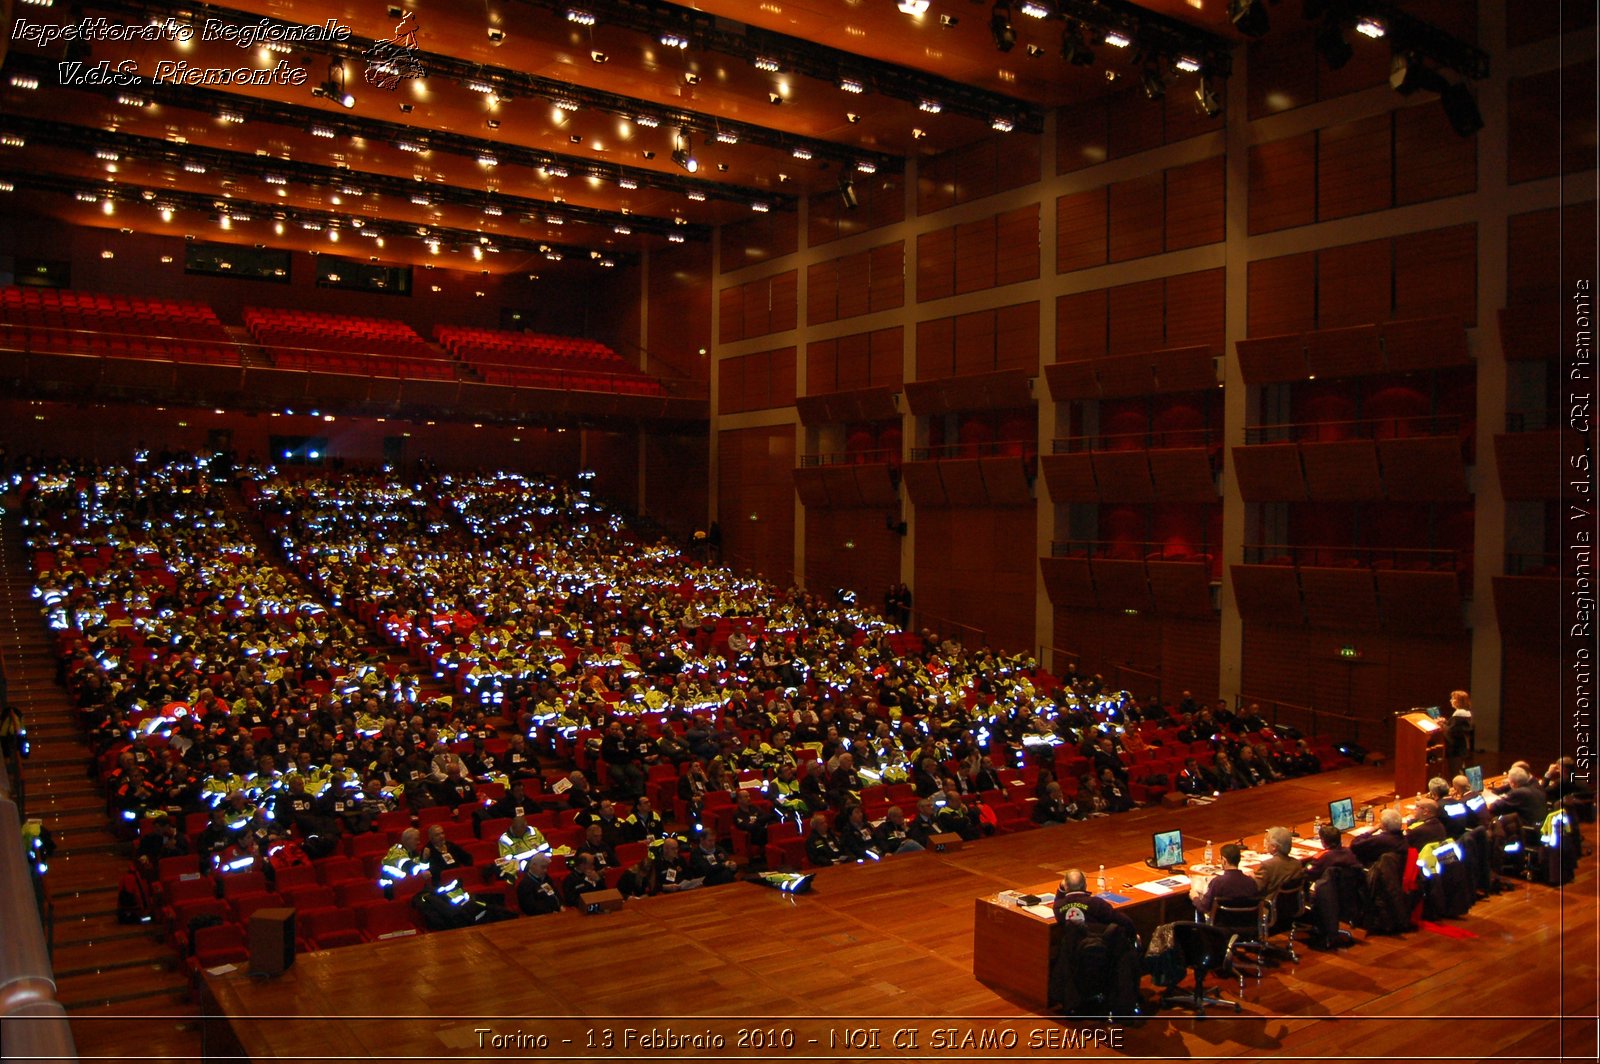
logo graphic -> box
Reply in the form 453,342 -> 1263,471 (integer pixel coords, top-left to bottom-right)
363,11 -> 424,90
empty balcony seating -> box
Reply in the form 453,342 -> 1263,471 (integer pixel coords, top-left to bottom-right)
243,307 -> 454,379
433,325 -> 663,395
0,286 -> 237,364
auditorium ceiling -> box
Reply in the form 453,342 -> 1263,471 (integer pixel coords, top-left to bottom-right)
0,0 -> 1454,275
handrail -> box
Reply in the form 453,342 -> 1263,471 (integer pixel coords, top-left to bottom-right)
0,795 -> 78,1061
1241,544 -> 1464,568
1036,644 -> 1082,674
1243,414 -> 1464,444
910,440 -> 1034,460
1235,693 -> 1369,746
907,608 -> 987,652
1111,663 -> 1162,703
799,449 -> 896,467
1051,540 -> 1215,563
1051,429 -> 1217,453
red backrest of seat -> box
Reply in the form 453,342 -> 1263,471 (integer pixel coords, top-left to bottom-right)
218,870 -> 268,897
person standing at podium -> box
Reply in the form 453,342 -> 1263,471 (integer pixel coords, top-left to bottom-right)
1445,690 -> 1474,777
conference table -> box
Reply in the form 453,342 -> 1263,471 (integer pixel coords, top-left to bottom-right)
971,788 -> 1414,1009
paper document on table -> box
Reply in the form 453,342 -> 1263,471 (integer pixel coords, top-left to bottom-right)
1132,876 -> 1190,895
1022,903 -> 1056,920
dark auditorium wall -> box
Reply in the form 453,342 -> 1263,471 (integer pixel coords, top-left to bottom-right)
716,424 -> 796,586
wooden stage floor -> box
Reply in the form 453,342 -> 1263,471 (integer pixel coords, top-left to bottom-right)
80,764 -> 1598,1062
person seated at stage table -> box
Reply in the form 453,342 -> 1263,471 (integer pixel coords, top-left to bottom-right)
1304,824 -> 1363,883
1405,799 -> 1449,850
1253,826 -> 1305,897
1543,757 -> 1594,819
688,829 -> 739,885
516,852 -> 563,915
1191,843 -> 1257,919
805,812 -> 848,866
423,822 -> 474,885
1053,868 -> 1139,942
873,806 -> 925,854
562,852 -> 607,907
1351,809 -> 1408,866
1486,765 -> 1548,827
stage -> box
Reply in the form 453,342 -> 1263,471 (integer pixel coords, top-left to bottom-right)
192,764 -> 1597,1062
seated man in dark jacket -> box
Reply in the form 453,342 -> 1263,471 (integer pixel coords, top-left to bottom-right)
805,813 -> 848,867
1405,799 -> 1450,850
1191,842 -> 1259,919
1351,809 -> 1410,867
1054,867 -> 1139,941
687,830 -> 739,885
516,853 -> 563,915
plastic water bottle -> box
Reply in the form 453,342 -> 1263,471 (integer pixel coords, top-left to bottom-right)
1203,840 -> 1213,866
1314,813 -> 1322,832
1096,864 -> 1106,894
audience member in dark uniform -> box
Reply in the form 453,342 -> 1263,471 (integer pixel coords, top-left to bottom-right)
836,805 -> 882,861
577,822 -> 618,873
1053,868 -> 1139,941
562,852 -> 607,906
688,830 -> 739,885
1487,765 -> 1548,827
731,789 -> 773,854
1033,781 -> 1077,825
423,823 -> 474,885
805,812 -> 848,866
625,795 -> 667,841
617,852 -> 658,898
653,837 -> 692,893
516,853 -> 563,915
874,806 -> 924,854
430,764 -> 478,808
906,797 -> 941,849
1099,769 -> 1133,813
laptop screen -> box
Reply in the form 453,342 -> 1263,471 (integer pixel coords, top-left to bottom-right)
1152,830 -> 1184,869
1328,797 -> 1355,831
1465,765 -> 1484,792
1422,705 -> 1442,720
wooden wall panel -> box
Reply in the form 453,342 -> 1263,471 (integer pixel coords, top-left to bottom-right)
955,217 -> 998,294
1246,31 -> 1317,120
995,205 -> 1041,286
644,432 -> 708,540
916,317 -> 954,381
1105,89 -> 1164,160
808,173 -> 905,249
1316,239 -> 1391,328
721,209 -> 798,273
806,339 -> 837,396
1108,173 -> 1166,263
719,347 -> 796,414
1056,188 -> 1109,273
1055,97 -> 1110,175
917,228 -> 955,303
1248,252 -> 1317,337
718,425 -> 796,586
1057,290 -> 1108,362
869,242 -> 906,313
1051,609 -> 1220,703
914,504 -> 1037,653
836,251 -> 872,320
769,271 -> 797,334
1394,224 -> 1478,327
806,260 -> 839,326
1107,279 -> 1165,355
1249,135 -> 1317,235
718,355 -> 744,414
1165,269 -> 1226,353
1394,103 -> 1478,206
1165,156 -> 1225,251
869,327 -> 904,389
953,311 -> 994,376
1507,203 -> 1597,307
804,508 -> 900,606
1508,59 -> 1599,185
719,285 -> 745,344
647,241 -> 712,380
1318,114 -> 1393,222
1242,624 -> 1470,738
995,303 -> 1040,375
1501,643 -> 1566,764
835,332 -> 871,392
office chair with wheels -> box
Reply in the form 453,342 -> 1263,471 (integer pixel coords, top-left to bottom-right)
1163,921 -> 1243,1016
1210,897 -> 1266,980
1259,885 -> 1304,963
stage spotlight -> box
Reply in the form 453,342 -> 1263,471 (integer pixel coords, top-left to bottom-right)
839,174 -> 858,210
671,129 -> 698,173
990,2 -> 1016,52
1060,23 -> 1095,66
1140,60 -> 1166,100
1389,52 -> 1447,96
1229,0 -> 1269,38
1194,76 -> 1221,117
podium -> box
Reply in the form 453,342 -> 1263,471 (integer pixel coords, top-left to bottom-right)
1393,712 -> 1446,797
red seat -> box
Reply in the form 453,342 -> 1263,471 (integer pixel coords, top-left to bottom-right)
283,885 -> 337,911
271,863 -> 320,893
217,870 -> 269,900
230,892 -> 286,923
302,907 -> 365,950
315,856 -> 366,886
187,923 -> 249,977
334,880 -> 387,908
357,902 -> 420,941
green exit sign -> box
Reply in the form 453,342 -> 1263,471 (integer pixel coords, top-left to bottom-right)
1339,645 -> 1361,659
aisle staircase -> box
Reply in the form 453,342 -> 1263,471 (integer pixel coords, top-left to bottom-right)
0,510 -> 199,1054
